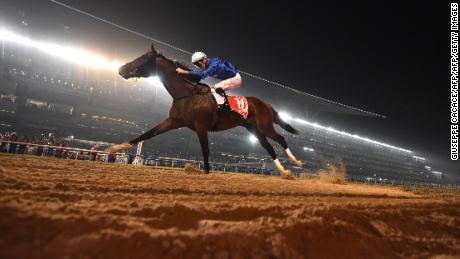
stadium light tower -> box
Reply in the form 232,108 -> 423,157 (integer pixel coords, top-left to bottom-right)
0,28 -> 121,71
0,27 -> 165,89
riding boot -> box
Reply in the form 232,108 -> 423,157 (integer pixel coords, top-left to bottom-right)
216,88 -> 231,111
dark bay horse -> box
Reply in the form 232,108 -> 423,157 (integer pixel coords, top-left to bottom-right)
109,44 -> 302,178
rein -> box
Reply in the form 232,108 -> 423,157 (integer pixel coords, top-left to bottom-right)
149,53 -> 211,101
171,71 -> 211,101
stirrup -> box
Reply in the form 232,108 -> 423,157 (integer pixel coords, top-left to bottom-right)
219,98 -> 231,111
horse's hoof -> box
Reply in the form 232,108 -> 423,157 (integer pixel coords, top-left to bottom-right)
119,142 -> 133,150
292,160 -> 302,167
106,147 -> 116,154
107,142 -> 132,154
280,170 -> 294,180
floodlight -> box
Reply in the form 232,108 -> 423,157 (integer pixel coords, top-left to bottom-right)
248,134 -> 257,143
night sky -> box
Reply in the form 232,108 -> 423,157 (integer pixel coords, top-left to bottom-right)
2,1 -> 457,176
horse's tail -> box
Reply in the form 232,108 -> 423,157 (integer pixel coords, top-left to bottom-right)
270,106 -> 299,135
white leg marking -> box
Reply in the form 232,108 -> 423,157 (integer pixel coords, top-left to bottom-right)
286,148 -> 302,167
273,158 -> 284,171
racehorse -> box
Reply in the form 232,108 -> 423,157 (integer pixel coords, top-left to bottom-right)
108,44 -> 302,178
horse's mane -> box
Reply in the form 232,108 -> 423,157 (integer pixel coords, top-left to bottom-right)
157,53 -> 191,71
157,52 -> 204,84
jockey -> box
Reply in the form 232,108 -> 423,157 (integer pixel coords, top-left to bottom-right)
175,51 -> 242,108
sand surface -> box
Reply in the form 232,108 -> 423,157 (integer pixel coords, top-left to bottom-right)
0,153 -> 459,259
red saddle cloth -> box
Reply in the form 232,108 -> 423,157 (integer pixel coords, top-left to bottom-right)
227,96 -> 249,119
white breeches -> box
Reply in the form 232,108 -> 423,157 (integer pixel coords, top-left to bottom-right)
214,72 -> 242,91
212,73 -> 242,105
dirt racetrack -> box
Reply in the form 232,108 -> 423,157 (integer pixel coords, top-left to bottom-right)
0,153 -> 459,259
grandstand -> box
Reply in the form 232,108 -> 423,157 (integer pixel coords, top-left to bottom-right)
0,8 -> 444,184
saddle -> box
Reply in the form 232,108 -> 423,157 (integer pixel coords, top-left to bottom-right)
180,75 -> 247,118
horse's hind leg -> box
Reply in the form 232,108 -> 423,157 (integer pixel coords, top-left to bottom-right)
264,127 -> 302,167
245,124 -> 293,179
252,107 -> 302,167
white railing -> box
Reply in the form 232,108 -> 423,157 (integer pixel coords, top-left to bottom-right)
0,140 -> 276,175
0,140 -> 125,162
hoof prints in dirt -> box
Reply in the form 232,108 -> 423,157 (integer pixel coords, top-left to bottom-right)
1,154 -> 460,259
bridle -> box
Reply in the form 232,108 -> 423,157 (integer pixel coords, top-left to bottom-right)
146,53 -> 210,100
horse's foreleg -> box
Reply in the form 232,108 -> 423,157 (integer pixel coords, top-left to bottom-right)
129,118 -> 180,145
195,127 -> 210,174
108,118 -> 180,154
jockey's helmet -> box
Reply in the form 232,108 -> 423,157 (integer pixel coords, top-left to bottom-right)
191,51 -> 206,65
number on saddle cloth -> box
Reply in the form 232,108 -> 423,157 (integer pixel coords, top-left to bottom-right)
225,96 -> 249,119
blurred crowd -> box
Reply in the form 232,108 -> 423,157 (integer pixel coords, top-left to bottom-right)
0,131 -> 115,162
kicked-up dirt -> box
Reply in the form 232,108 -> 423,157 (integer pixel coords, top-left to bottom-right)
0,153 -> 459,259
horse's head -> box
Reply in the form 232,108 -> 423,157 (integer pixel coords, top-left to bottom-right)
119,43 -> 157,79
118,44 -> 207,98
